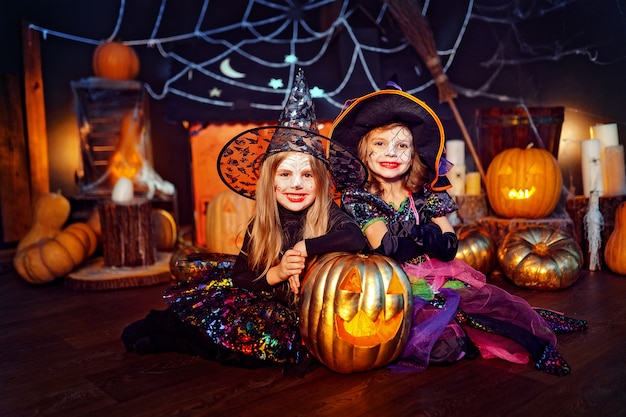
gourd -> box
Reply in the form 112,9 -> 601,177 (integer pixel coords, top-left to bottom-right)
485,145 -> 562,219
13,193 -> 97,284
14,223 -> 98,284
205,190 -> 255,255
16,192 -> 71,252
92,41 -> 140,80
455,225 -> 497,275
497,226 -> 583,290
604,202 -> 626,275
299,252 -> 413,373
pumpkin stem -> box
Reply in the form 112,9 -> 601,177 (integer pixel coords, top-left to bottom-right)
533,241 -> 549,256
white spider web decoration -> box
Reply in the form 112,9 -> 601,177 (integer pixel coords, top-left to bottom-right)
29,0 -> 625,122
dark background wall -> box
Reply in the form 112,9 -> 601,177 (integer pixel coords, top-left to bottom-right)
2,0 -> 625,227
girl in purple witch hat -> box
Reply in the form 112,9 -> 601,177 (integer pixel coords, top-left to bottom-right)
330,84 -> 587,376
122,69 -> 368,370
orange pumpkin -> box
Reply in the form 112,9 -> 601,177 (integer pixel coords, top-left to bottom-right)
455,225 -> 497,275
299,252 -> 413,373
205,190 -> 255,255
92,41 -> 140,80
14,222 -> 98,284
604,202 -> 626,275
485,145 -> 562,219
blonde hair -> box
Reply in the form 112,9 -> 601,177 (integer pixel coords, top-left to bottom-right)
247,152 -> 333,276
357,123 -> 428,194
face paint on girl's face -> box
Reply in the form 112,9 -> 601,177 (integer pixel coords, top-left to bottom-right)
365,125 -> 413,181
274,153 -> 318,211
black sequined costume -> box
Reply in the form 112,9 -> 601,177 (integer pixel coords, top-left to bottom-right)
123,203 -> 367,368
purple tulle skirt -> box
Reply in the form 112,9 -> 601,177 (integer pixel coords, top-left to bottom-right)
398,258 -> 556,369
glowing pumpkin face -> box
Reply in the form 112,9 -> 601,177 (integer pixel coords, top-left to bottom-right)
299,252 -> 412,373
485,146 -> 562,219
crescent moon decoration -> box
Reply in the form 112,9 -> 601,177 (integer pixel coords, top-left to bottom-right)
220,58 -> 246,79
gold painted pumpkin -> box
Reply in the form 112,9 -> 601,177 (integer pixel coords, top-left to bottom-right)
92,41 -> 140,80
455,225 -> 497,275
486,145 -> 562,219
299,252 -> 413,373
604,202 -> 626,275
497,226 -> 582,290
205,190 -> 255,255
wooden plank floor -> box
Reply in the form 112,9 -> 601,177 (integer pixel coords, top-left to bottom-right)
1,257 -> 625,417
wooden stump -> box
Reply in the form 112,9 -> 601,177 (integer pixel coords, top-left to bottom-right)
98,198 -> 156,267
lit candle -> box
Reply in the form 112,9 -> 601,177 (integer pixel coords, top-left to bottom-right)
446,139 -> 465,167
580,139 -> 604,197
590,123 -> 620,193
465,171 -> 482,195
590,123 -> 619,150
604,145 -> 626,196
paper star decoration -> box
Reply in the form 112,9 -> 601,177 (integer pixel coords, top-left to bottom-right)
284,54 -> 298,63
310,86 -> 325,98
269,78 -> 284,89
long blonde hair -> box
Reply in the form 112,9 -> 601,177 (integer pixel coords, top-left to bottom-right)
357,123 -> 428,194
247,152 -> 333,275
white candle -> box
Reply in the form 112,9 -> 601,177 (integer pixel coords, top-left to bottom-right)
446,139 -> 465,167
580,139 -> 604,197
447,165 -> 466,197
590,123 -> 620,194
465,172 -> 482,195
604,145 -> 626,196
590,123 -> 619,150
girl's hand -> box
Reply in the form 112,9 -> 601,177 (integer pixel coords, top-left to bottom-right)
269,249 -> 305,283
288,275 -> 301,295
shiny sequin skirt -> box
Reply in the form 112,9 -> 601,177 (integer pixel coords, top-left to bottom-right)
164,252 -> 304,364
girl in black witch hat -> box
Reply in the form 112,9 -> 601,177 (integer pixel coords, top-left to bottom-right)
122,69 -> 368,368
330,84 -> 587,376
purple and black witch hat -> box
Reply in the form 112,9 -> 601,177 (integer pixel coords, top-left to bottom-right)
218,68 -> 366,199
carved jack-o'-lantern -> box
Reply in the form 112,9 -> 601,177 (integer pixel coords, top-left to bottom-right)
299,252 -> 413,373
497,226 -> 583,290
455,225 -> 497,275
486,145 -> 562,219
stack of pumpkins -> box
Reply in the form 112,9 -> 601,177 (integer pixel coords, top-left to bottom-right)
13,193 -> 98,284
456,145 -> 585,290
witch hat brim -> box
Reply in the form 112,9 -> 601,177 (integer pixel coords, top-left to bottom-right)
218,125 -> 366,199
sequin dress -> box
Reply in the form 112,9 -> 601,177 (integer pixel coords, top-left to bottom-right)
342,185 -> 579,374
163,204 -> 367,365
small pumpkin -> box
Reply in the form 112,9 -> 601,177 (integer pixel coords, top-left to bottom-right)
14,222 -> 98,284
455,225 -> 497,275
485,145 -> 562,219
604,202 -> 626,275
497,226 -> 583,290
205,190 -> 255,255
92,41 -> 140,80
299,252 -> 413,373
16,192 -> 71,252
